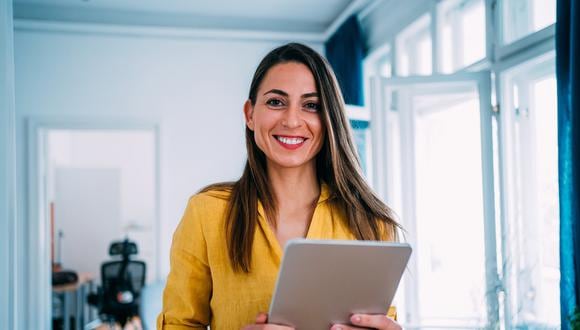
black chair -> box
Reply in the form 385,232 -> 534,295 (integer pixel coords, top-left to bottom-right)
88,239 -> 146,327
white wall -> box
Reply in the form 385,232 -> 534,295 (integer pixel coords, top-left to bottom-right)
54,167 -> 122,282
0,1 -> 17,329
14,28 -> 324,284
48,130 -> 158,281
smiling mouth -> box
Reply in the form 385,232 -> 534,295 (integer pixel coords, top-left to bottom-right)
273,135 -> 307,149
274,135 -> 306,144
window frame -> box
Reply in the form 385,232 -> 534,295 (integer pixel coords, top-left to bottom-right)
361,0 -> 558,328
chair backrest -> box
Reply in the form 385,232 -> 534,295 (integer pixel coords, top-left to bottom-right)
101,260 -> 147,301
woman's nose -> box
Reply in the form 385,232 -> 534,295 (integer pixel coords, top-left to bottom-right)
281,104 -> 302,128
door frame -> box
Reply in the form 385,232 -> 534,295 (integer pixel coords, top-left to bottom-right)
27,116 -> 162,329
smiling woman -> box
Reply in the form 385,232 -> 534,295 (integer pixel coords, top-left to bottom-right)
158,43 -> 401,330
244,62 -> 325,177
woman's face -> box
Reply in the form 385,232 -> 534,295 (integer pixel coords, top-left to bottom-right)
244,62 -> 325,171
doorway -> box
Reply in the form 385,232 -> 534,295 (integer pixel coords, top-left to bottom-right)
28,120 -> 160,329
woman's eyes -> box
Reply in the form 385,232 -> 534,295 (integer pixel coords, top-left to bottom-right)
304,102 -> 320,111
265,99 -> 320,112
266,99 -> 284,107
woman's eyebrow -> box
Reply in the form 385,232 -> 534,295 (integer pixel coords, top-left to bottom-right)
262,89 -> 319,98
263,89 -> 288,96
302,92 -> 319,98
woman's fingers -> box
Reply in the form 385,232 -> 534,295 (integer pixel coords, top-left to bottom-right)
350,313 -> 402,330
255,312 -> 269,324
330,325 -> 365,330
330,313 -> 402,330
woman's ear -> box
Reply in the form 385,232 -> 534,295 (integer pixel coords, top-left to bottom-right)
244,100 -> 255,131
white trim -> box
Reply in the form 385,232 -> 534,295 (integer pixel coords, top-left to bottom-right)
14,18 -> 326,43
492,35 -> 555,73
476,71 -> 501,327
369,76 -> 387,199
345,104 -> 371,121
26,116 -> 163,328
27,119 -> 52,329
1,1 -> 17,329
495,24 -> 555,62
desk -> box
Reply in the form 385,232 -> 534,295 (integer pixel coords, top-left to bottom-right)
53,272 -> 95,330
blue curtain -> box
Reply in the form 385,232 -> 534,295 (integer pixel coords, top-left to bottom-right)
325,16 -> 365,106
556,0 -> 580,328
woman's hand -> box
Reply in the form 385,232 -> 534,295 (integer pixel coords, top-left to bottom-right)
330,313 -> 402,330
241,312 -> 295,330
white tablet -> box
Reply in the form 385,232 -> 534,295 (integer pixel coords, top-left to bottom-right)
268,239 -> 411,329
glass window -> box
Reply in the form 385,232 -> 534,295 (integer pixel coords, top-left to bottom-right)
438,0 -> 486,73
351,120 -> 371,177
378,55 -> 392,78
501,55 -> 560,328
396,14 -> 432,76
384,81 -> 491,328
501,0 -> 556,44
414,91 -> 487,327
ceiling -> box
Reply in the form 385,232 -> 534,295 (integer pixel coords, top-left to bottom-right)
13,0 -> 367,35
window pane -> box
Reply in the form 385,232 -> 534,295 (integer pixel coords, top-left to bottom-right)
351,120 -> 370,176
503,57 -> 560,328
396,14 -> 431,76
502,0 -> 556,44
413,89 -> 487,327
378,56 -> 392,77
438,0 -> 486,72
461,0 -> 486,66
530,76 -> 560,327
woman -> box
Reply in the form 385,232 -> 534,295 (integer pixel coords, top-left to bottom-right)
158,43 -> 401,330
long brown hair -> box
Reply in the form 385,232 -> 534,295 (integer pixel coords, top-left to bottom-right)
201,43 -> 400,272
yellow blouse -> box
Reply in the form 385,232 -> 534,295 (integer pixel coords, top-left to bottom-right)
158,184 -> 395,329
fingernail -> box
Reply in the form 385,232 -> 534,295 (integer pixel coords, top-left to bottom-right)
352,315 -> 361,323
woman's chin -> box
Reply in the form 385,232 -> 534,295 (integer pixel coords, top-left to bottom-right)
267,157 -> 315,170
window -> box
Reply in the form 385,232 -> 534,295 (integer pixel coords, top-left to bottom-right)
500,54 -> 560,328
364,0 -> 559,328
351,119 -> 371,177
438,0 -> 486,73
376,76 -> 494,328
396,14 -> 432,76
501,0 -> 556,44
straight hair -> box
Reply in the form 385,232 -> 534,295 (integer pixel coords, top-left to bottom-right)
201,43 -> 400,272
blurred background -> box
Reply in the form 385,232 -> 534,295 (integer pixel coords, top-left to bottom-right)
0,0 -> 571,329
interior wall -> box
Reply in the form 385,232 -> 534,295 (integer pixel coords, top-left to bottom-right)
48,129 -> 157,282
14,28 -> 324,282
0,1 -> 17,329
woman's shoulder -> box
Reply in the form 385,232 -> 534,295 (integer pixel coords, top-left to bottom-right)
178,183 -> 234,234
188,182 -> 233,207
191,182 -> 234,202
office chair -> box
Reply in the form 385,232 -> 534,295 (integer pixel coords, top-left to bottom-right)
88,239 -> 147,327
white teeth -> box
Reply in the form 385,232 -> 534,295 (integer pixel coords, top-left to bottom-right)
276,136 -> 305,145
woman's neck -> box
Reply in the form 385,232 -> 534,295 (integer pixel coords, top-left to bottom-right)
266,162 -> 320,211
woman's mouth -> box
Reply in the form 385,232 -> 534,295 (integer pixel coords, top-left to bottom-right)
274,135 -> 307,150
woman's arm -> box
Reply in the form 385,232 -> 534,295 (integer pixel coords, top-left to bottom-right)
158,195 -> 212,329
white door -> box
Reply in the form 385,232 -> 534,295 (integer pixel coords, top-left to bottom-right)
370,72 -> 499,328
